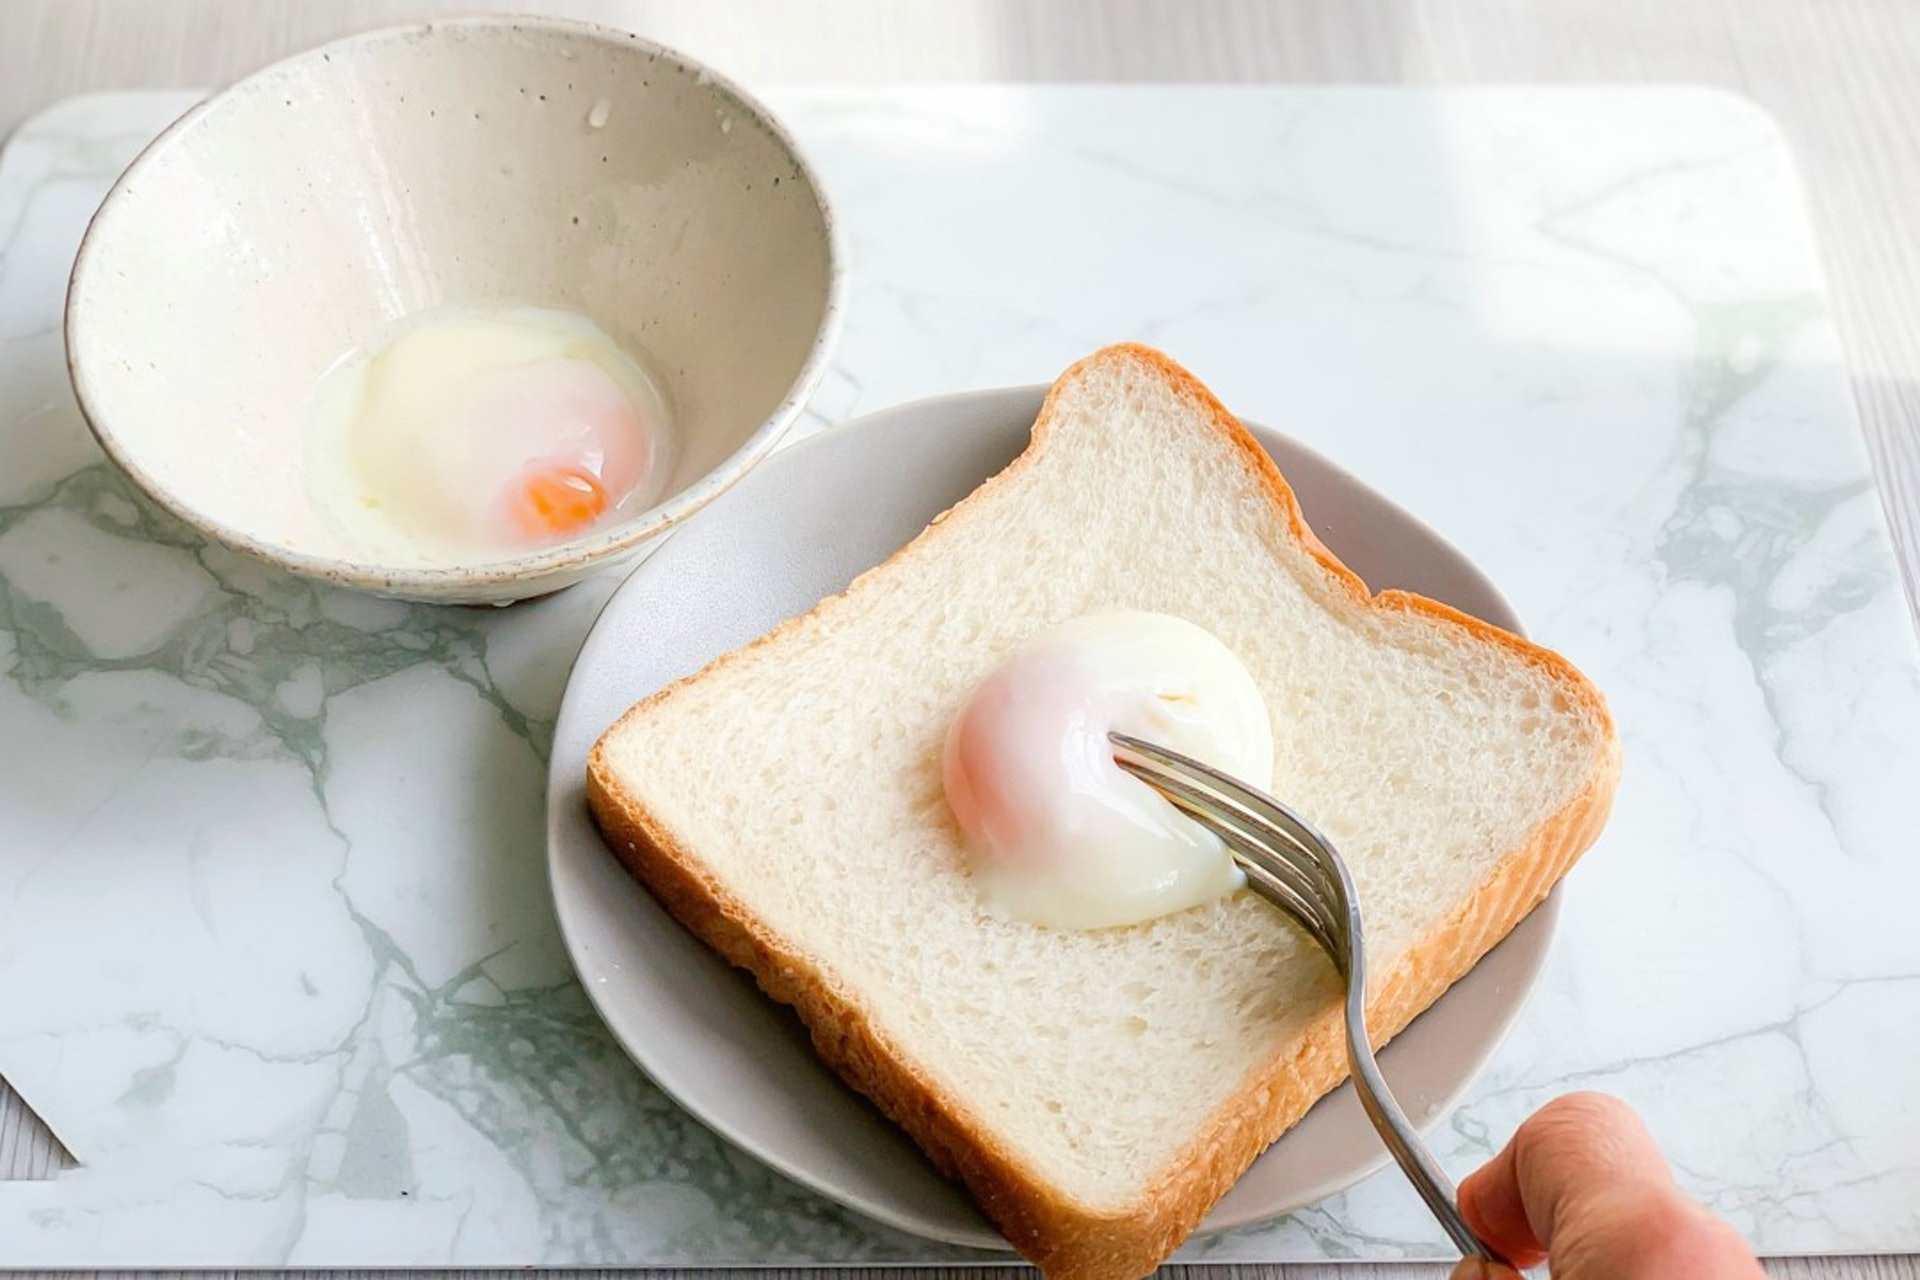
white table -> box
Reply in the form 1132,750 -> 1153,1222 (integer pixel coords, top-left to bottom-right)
3,4 -> 1917,1279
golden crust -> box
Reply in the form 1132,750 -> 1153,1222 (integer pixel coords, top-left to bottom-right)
586,344 -> 1622,1280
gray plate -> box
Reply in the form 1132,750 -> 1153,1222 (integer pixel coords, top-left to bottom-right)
545,385 -> 1559,1250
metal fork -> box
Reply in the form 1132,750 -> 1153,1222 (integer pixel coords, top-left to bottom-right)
1109,731 -> 1504,1263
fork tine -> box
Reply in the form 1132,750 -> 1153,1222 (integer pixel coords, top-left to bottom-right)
1112,750 -> 1330,903
1124,762 -> 1344,957
1110,732 -> 1351,923
1205,821 -> 1342,956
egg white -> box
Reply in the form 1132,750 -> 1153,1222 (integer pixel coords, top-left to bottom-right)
304,305 -> 670,566
943,611 -> 1274,930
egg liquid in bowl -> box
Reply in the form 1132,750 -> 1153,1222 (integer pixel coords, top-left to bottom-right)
305,306 -> 672,565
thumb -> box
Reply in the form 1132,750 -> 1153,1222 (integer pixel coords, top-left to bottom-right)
1457,1092 -> 1764,1278
1448,1260 -> 1524,1280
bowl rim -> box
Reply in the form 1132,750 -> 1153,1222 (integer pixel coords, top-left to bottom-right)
63,13 -> 845,597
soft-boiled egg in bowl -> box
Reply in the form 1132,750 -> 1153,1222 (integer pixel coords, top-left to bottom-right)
65,17 -> 840,604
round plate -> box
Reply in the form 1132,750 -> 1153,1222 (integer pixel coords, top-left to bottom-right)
546,386 -> 1560,1250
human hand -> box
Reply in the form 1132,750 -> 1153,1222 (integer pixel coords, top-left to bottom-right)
1448,1092 -> 1766,1279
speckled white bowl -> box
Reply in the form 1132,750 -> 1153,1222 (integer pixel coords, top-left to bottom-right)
65,16 -> 840,604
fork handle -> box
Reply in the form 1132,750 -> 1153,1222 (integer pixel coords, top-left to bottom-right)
1343,983 -> 1508,1262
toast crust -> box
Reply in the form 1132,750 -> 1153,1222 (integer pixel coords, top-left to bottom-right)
586,344 -> 1621,1280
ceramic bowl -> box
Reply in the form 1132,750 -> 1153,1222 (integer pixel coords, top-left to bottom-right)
65,16 -> 840,604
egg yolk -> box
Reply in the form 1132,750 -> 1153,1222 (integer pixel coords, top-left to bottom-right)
508,463 -> 612,541
456,356 -> 651,550
943,611 -> 1275,931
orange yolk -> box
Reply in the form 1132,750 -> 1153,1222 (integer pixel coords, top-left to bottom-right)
509,463 -> 610,541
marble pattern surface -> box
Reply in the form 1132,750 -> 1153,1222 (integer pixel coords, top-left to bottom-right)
0,86 -> 1917,1265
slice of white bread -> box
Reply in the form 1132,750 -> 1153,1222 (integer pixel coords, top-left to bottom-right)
587,345 -> 1620,1279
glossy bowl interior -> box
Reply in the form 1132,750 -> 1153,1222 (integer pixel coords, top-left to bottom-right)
65,17 -> 839,603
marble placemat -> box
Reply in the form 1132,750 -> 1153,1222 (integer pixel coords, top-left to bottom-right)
1,85 -> 1917,1266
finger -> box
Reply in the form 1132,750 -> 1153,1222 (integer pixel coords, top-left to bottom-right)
1448,1259 -> 1524,1280
1459,1092 -> 1671,1262
1460,1092 -> 1765,1279
1518,1090 -> 1679,1265
1459,1160 -> 1548,1268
